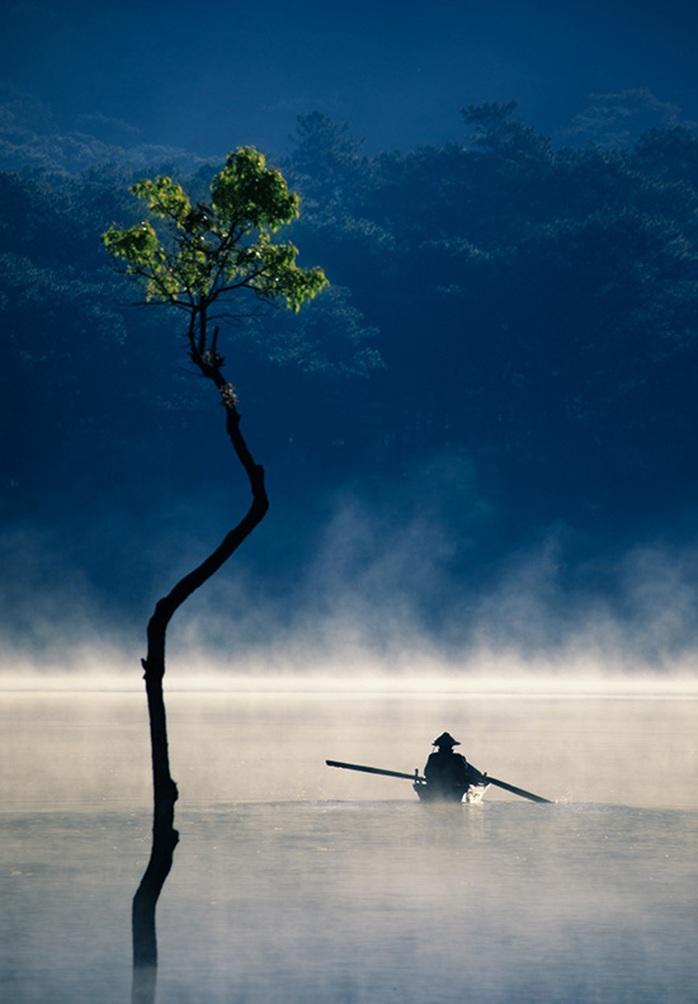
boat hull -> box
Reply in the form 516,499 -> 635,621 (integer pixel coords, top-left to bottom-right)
413,782 -> 490,803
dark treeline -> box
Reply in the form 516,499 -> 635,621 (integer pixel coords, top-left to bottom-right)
3,102 -> 698,640
283,106 -> 698,510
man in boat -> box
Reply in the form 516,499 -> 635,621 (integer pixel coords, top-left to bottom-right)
423,732 -> 486,800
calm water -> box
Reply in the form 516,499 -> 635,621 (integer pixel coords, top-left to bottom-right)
1,688 -> 697,1002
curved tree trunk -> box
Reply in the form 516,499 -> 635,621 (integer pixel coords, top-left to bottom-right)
131,391 -> 268,1000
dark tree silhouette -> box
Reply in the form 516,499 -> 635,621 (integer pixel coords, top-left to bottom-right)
103,147 -> 327,999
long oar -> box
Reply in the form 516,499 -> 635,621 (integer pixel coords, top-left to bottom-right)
326,759 -> 423,782
325,759 -> 552,804
484,775 -> 552,804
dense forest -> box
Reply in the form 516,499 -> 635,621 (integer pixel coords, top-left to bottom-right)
3,102 -> 698,661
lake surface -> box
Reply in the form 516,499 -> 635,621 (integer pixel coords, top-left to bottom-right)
1,686 -> 697,1002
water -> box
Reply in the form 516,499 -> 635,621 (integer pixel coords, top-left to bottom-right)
2,687 -> 697,1002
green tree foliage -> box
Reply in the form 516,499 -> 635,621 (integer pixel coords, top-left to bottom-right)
103,147 -> 328,377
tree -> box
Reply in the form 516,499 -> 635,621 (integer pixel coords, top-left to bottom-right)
102,147 -> 327,998
285,111 -> 369,209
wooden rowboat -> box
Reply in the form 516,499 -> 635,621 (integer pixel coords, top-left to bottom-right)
413,779 -> 490,803
326,759 -> 552,804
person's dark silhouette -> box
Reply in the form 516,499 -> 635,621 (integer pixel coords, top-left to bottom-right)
423,732 -> 485,799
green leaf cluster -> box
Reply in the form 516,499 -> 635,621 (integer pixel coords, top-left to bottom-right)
102,147 -> 328,341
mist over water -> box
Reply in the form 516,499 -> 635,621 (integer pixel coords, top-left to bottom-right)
1,688 -> 697,1002
3,463 -> 697,1002
4,486 -> 698,686
2,2 -> 698,999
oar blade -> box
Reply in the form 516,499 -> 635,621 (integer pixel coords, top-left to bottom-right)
487,775 -> 552,804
